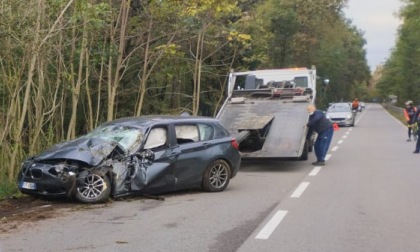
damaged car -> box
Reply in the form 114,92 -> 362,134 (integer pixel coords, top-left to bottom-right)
18,116 -> 241,203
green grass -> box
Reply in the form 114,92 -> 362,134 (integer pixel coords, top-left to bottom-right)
386,108 -> 406,124
0,180 -> 20,200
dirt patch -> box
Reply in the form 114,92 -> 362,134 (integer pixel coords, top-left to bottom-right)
0,196 -> 101,234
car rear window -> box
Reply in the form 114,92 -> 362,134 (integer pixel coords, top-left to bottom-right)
213,123 -> 229,139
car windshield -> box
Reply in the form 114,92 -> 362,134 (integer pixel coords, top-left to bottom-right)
328,104 -> 351,113
83,125 -> 145,152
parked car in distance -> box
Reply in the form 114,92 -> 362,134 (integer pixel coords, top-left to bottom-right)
326,102 -> 355,127
18,115 -> 241,203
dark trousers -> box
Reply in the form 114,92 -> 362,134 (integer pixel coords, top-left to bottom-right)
415,130 -> 420,151
314,126 -> 334,162
408,121 -> 414,138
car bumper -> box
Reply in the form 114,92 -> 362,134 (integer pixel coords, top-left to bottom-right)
18,164 -> 76,197
229,152 -> 241,178
330,118 -> 353,126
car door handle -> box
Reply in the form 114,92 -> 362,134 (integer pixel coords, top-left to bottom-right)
203,143 -> 212,148
170,150 -> 181,157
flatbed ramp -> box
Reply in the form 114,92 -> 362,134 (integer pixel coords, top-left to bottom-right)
217,99 -> 310,158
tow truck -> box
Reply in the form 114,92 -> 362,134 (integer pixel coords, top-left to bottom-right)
216,67 -> 318,160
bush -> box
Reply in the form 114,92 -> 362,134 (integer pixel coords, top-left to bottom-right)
0,180 -> 19,200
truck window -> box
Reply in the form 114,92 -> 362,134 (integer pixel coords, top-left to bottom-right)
294,76 -> 308,88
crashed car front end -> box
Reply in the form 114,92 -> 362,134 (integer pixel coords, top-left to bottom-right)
19,159 -> 79,196
18,124 -> 146,203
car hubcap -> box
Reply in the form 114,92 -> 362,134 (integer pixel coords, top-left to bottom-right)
78,173 -> 106,199
209,163 -> 228,188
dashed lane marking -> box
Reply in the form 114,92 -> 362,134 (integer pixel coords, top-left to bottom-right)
325,154 -> 332,160
290,182 -> 310,198
255,210 -> 288,240
337,140 -> 344,144
309,166 -> 322,176
331,146 -> 339,152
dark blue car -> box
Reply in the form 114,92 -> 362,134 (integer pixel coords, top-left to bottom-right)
18,116 -> 241,203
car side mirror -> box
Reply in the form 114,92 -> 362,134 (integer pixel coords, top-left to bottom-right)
140,149 -> 155,161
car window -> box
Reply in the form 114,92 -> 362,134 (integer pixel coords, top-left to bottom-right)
328,104 -> 351,113
144,127 -> 168,150
198,124 -> 213,141
213,123 -> 229,139
84,125 -> 144,152
175,125 -> 199,144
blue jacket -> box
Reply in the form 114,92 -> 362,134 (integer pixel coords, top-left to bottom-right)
307,110 -> 332,134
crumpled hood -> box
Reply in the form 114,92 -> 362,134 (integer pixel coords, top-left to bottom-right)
34,137 -> 119,166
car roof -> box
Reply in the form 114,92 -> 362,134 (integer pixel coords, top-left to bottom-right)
102,115 -> 219,128
329,102 -> 351,106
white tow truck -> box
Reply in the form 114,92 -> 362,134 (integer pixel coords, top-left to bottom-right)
216,67 -> 318,160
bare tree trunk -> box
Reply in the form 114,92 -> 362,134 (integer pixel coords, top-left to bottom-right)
135,23 -> 177,116
135,21 -> 152,117
8,0 -> 43,181
107,0 -> 130,121
192,28 -> 205,115
67,18 -> 88,140
85,48 -> 94,131
29,59 -> 46,152
95,37 -> 107,128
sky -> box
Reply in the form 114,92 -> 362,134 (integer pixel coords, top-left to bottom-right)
343,0 -> 404,72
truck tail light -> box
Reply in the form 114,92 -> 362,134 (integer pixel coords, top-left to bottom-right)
231,138 -> 239,150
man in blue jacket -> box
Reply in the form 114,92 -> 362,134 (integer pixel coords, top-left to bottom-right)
306,104 -> 334,165
411,104 -> 420,153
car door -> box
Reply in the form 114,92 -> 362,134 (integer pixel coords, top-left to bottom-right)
173,123 -> 215,190
130,125 -> 177,194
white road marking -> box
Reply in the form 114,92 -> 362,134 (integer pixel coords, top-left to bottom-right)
309,166 -> 322,176
345,131 -> 350,135
337,140 -> 344,144
255,210 -> 288,240
349,128 -> 353,131
331,146 -> 339,152
325,154 -> 332,160
290,182 -> 310,198
342,135 -> 347,139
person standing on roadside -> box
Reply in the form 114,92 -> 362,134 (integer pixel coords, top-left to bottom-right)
306,104 -> 334,165
404,100 -> 417,141
411,103 -> 420,153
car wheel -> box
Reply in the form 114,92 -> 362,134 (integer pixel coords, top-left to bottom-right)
75,171 -> 111,203
202,159 -> 231,192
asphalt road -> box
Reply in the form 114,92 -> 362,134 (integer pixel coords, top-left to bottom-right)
1,103 -> 420,252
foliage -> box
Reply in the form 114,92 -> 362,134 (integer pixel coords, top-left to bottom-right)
376,0 -> 420,106
0,0 -> 370,187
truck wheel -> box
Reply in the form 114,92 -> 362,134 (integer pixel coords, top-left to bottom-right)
299,141 -> 309,160
202,160 -> 231,192
75,171 -> 111,203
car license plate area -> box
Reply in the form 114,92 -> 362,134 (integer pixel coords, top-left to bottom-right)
21,182 -> 36,190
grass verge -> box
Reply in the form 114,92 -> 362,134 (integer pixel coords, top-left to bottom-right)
0,180 -> 20,200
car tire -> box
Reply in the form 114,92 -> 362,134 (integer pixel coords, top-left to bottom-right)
202,159 -> 231,192
75,171 -> 111,203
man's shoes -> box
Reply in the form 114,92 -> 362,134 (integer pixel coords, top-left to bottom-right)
312,161 -> 325,166
413,151 -> 419,154
407,138 -> 411,142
